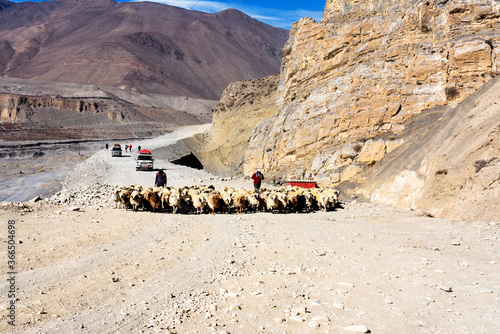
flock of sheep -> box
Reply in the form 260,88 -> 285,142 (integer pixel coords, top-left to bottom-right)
114,184 -> 341,214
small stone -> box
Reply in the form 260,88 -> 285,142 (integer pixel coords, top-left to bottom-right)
439,286 -> 453,292
312,315 -> 330,323
309,299 -> 323,307
308,320 -> 320,327
289,315 -> 304,322
344,325 -> 369,333
332,302 -> 345,309
291,306 -> 306,315
451,237 -> 462,245
229,304 -> 241,311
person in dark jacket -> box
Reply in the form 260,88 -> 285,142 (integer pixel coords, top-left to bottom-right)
251,169 -> 264,191
155,168 -> 167,187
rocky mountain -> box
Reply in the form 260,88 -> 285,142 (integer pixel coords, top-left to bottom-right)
0,0 -> 288,100
0,0 -> 11,11
195,0 -> 499,220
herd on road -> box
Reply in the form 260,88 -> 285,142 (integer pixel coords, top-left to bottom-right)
114,184 -> 341,214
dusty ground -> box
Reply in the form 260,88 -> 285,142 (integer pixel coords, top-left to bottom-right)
0,125 -> 499,334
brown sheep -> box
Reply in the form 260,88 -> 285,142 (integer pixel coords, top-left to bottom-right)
149,191 -> 161,212
233,194 -> 247,214
207,191 -> 222,214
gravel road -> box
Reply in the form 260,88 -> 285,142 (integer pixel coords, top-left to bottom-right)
0,124 -> 498,334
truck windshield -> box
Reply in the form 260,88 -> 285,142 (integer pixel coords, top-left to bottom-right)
138,155 -> 153,160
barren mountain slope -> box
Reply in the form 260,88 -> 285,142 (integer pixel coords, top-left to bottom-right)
0,0 -> 11,11
0,0 -> 288,99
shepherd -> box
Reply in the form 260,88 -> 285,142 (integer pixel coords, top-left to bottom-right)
155,168 -> 167,187
251,169 -> 264,191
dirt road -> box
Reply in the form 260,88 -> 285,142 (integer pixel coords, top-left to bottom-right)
0,124 -> 498,333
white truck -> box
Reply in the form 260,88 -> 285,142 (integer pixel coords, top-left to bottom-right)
136,149 -> 154,170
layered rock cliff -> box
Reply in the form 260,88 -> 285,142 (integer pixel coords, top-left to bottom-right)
201,0 -> 500,220
245,0 -> 499,182
185,75 -> 280,175
0,92 -> 203,140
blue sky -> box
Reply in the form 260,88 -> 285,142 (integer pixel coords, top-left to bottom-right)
8,0 -> 326,29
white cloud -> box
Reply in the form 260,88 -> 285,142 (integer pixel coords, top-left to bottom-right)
125,0 -> 323,28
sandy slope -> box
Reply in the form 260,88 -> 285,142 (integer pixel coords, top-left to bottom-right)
0,125 -> 498,333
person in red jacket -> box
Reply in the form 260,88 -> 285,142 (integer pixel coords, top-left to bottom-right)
251,169 -> 264,191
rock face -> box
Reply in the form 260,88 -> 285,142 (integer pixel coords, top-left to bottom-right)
350,76 -> 500,221
201,0 -> 500,220
0,91 -> 203,140
244,0 -> 500,182
186,75 -> 280,175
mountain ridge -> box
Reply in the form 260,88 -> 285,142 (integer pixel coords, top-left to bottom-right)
0,0 -> 288,99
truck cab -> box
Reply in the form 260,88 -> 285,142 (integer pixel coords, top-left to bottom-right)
136,149 -> 154,170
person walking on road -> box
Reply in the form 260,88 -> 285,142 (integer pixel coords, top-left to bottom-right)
155,168 -> 167,187
251,169 -> 264,191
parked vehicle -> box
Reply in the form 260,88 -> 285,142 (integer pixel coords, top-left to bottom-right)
136,149 -> 154,170
111,144 -> 122,157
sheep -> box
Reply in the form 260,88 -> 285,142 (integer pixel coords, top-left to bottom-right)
149,190 -> 161,212
160,190 -> 170,212
192,194 -> 207,214
207,191 -> 222,214
316,192 -> 330,212
119,189 -> 131,210
286,192 -> 299,213
112,183 -> 340,215
168,193 -> 181,214
233,193 -> 247,214
181,194 -> 193,214
220,191 -> 234,213
130,190 -> 143,211
266,192 -> 280,213
247,193 -> 260,212
141,189 -> 153,211
277,192 -> 288,213
113,188 -> 122,208
303,192 -> 316,212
